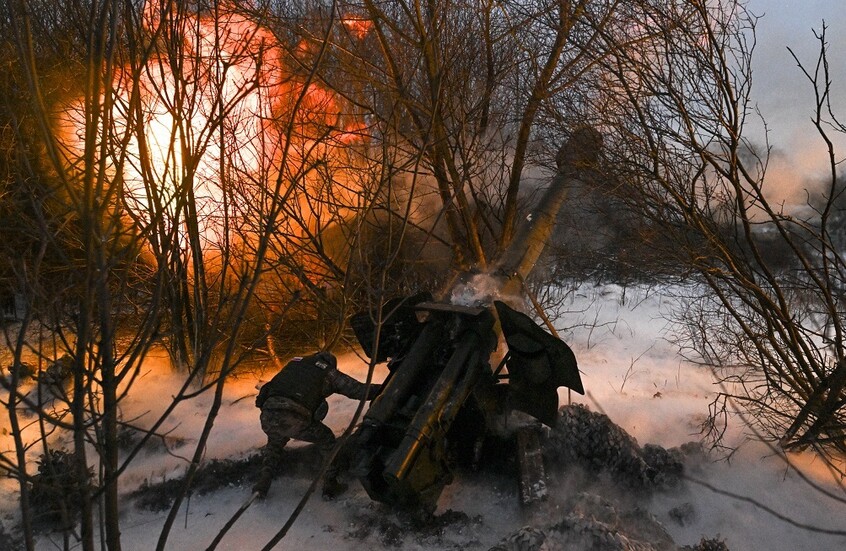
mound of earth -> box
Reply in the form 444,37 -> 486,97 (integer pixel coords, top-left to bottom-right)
544,403 -> 702,490
489,404 -> 722,551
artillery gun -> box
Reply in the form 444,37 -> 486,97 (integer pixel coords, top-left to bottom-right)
348,128 -> 601,511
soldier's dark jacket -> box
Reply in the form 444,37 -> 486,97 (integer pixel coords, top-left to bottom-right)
256,352 -> 380,416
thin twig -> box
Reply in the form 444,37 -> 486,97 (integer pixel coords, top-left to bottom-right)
684,473 -> 846,536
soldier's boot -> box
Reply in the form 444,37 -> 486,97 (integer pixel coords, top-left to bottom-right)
321,476 -> 348,500
320,445 -> 348,500
253,468 -> 274,499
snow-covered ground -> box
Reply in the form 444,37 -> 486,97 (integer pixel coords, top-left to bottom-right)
3,283 -> 846,550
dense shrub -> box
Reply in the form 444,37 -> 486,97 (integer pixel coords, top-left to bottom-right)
29,449 -> 92,530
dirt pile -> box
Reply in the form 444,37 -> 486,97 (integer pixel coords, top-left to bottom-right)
544,404 -> 696,490
490,404 -> 723,551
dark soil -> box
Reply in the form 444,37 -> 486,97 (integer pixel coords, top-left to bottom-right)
131,454 -> 263,512
130,444 -> 330,511
346,504 -> 482,549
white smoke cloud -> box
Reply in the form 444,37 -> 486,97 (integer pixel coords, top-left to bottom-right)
450,273 -> 506,307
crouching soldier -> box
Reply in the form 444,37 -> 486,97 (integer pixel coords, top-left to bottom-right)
253,351 -> 381,499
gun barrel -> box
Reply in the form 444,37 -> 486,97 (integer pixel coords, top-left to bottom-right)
496,127 -> 602,291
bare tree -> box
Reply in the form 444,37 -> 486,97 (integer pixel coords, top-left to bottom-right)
587,0 -> 846,464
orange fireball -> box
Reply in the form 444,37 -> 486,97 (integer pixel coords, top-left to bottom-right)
57,0 -> 368,282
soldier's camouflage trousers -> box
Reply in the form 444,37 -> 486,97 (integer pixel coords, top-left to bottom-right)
258,397 -> 338,480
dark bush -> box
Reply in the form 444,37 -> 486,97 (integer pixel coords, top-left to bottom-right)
29,449 -> 92,531
116,424 -> 141,451
0,521 -> 23,551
